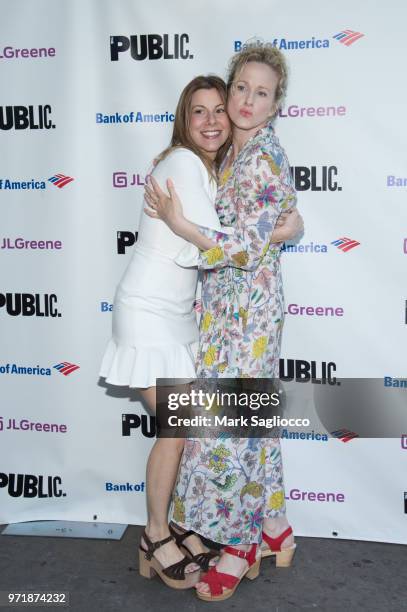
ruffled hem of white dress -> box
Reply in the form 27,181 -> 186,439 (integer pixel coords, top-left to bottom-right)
99,338 -> 197,388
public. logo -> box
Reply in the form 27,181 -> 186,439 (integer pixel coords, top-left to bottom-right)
401,435 -> 407,449
279,359 -> 337,385
110,34 -> 193,61
331,428 -> 359,442
117,231 -> 138,254
290,166 -> 341,191
331,237 -> 360,252
53,362 -> 80,376
48,174 -> 74,189
0,293 -> 60,317
0,105 -> 55,130
0,473 -> 65,498
403,239 -> 407,254
122,413 -> 156,438
332,30 -> 365,46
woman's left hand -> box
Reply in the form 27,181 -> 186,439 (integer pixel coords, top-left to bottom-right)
144,176 -> 184,233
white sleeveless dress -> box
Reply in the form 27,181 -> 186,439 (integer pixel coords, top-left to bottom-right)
99,148 -> 220,388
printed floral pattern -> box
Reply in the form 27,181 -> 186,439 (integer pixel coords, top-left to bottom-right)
171,121 -> 297,544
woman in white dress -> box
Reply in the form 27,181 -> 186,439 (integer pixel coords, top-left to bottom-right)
100,76 -> 231,589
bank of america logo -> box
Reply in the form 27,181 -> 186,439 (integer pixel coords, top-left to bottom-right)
331,237 -> 360,252
48,174 -> 74,188
333,30 -> 364,46
331,428 -> 359,443
53,362 -> 80,376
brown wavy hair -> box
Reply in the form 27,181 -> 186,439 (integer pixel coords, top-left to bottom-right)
156,75 -> 231,178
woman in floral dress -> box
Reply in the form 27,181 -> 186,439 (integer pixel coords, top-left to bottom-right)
145,44 -> 303,601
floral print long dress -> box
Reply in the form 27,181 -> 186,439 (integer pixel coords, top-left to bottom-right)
171,120 -> 297,545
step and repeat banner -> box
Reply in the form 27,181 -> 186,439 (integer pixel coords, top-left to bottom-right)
1,0 -> 406,544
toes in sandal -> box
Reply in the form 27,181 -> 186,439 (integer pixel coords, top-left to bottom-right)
169,522 -> 218,572
196,543 -> 260,602
139,530 -> 200,589
261,526 -> 296,567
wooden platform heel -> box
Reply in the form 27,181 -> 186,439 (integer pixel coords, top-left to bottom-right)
261,526 -> 296,567
139,530 -> 201,589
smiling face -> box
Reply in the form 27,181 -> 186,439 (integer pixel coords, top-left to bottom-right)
227,61 -> 279,137
188,88 -> 231,160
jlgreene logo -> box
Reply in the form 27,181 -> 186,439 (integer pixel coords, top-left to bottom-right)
279,105 -> 346,119
113,172 -> 146,188
286,488 -> 345,502
0,173 -> 73,190
286,303 -> 344,317
289,166 -> 341,191
117,231 -> 138,254
0,417 -> 67,434
0,293 -> 61,317
110,34 -> 193,61
0,472 -> 65,498
0,105 -> 55,130
0,45 -> 55,60
1,237 -> 62,250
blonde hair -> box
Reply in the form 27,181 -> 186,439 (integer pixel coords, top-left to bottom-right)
227,43 -> 289,114
155,75 -> 230,178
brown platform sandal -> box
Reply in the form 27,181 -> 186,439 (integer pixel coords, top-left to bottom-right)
139,530 -> 201,589
169,523 -> 219,572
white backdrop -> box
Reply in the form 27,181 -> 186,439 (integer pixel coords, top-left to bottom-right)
1,0 -> 406,544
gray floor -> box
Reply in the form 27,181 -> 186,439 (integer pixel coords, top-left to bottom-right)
0,524 -> 405,612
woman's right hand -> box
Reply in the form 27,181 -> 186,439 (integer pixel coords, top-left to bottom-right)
272,208 -> 304,243
144,176 -> 185,235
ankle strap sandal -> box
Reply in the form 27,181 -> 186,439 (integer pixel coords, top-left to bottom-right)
169,523 -> 218,572
139,530 -> 200,588
196,543 -> 260,602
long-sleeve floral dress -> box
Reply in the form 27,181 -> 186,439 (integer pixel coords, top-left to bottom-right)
171,120 -> 297,545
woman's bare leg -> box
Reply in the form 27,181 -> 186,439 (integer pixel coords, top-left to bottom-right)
139,386 -> 199,571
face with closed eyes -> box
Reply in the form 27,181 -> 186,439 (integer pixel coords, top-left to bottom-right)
188,88 -> 231,160
227,61 -> 279,136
